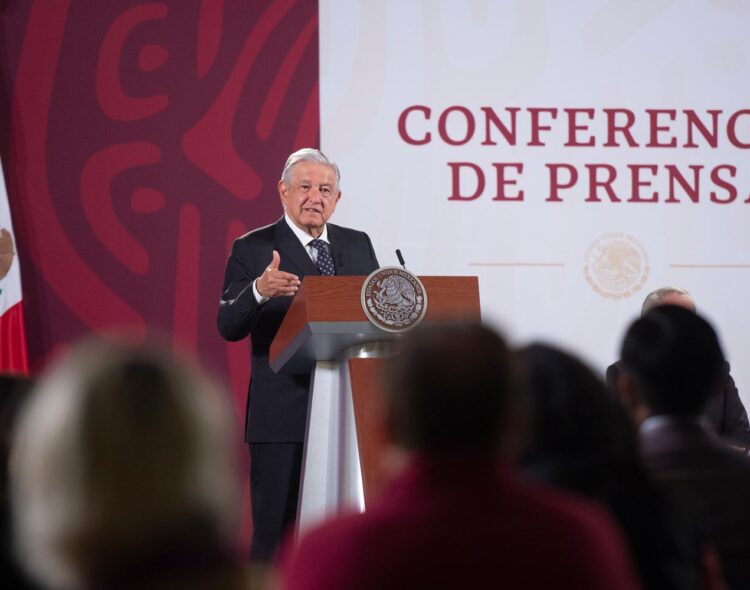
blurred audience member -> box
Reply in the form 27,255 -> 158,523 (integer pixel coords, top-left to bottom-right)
606,287 -> 750,449
620,305 -> 750,589
10,338 -> 251,590
521,343 -> 711,590
0,373 -> 33,506
1,374 -> 39,590
276,323 -> 641,590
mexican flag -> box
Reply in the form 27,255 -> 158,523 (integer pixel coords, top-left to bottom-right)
0,156 -> 28,373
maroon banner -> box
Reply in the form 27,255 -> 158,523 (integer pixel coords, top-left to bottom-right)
0,0 -> 318,389
0,0 -> 320,548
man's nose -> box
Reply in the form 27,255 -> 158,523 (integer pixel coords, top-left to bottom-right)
308,187 -> 323,201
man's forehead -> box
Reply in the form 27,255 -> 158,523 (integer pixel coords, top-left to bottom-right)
661,293 -> 695,311
290,161 -> 336,181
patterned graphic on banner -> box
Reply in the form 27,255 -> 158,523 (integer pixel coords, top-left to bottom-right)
584,233 -> 650,300
0,1 -> 321,550
0,0 -> 319,379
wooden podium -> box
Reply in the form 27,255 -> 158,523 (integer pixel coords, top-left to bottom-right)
269,275 -> 480,536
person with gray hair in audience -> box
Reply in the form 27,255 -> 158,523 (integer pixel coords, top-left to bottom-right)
618,305 -> 750,589
10,337 -> 251,590
606,286 -> 750,449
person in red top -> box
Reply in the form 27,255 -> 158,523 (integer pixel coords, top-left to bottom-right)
275,322 -> 642,590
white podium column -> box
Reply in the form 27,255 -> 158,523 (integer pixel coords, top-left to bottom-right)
295,342 -> 390,537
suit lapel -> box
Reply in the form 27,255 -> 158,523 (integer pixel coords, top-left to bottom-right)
328,224 -> 349,276
273,218 -> 319,277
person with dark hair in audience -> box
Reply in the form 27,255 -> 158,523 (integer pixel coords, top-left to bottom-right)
10,338 -> 252,590
521,343 -> 718,590
606,286 -> 750,449
276,322 -> 641,590
0,374 -> 40,590
619,305 -> 750,589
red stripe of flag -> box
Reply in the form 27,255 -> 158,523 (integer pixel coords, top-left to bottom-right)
0,301 -> 29,374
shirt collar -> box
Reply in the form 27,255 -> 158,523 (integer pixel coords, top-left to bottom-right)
284,213 -> 329,247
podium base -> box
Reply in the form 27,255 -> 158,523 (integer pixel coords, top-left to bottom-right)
296,342 -> 391,537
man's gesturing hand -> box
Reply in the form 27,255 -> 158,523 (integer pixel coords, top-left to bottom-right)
256,250 -> 301,298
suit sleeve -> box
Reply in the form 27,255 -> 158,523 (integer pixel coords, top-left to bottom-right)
722,373 -> 750,448
365,232 -> 380,270
217,239 -> 263,342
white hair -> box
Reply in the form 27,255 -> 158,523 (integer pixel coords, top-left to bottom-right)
11,337 -> 242,589
641,286 -> 696,316
281,147 -> 340,190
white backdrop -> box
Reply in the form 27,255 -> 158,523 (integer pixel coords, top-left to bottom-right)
320,0 -> 750,405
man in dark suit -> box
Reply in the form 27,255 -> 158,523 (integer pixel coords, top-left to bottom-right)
618,305 -> 750,588
606,286 -> 750,448
217,148 -> 379,563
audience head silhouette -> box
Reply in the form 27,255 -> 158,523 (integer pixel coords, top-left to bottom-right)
520,343 -> 704,589
521,343 -> 639,488
0,374 -> 33,491
384,321 -> 515,452
10,337 -> 244,590
277,323 -> 642,590
621,305 -> 725,417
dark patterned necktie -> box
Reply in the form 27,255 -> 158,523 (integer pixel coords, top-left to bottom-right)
310,238 -> 335,276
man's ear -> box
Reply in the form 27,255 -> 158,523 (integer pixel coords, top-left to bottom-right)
278,179 -> 288,204
617,371 -> 650,424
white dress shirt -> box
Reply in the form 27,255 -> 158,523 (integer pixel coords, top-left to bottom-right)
252,214 -> 330,304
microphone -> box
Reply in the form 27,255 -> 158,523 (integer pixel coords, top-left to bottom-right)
396,249 -> 407,269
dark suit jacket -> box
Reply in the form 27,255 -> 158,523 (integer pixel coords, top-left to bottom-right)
278,455 -> 641,590
217,218 -> 379,443
606,360 -> 750,447
640,417 -> 750,589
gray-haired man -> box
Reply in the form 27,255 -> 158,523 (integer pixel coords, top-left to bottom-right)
218,149 -> 379,562
607,286 -> 750,448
